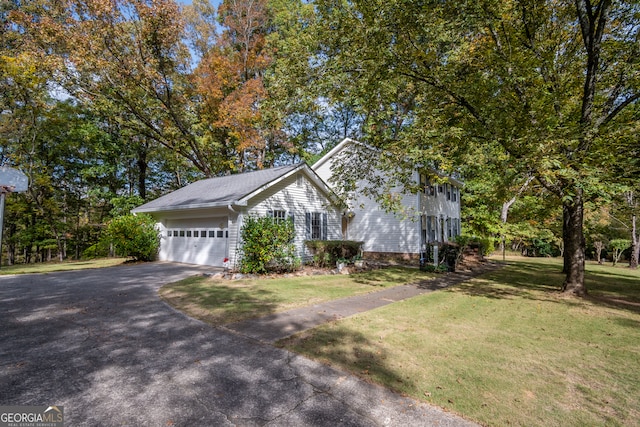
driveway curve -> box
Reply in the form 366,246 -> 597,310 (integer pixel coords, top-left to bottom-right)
0,262 -> 476,426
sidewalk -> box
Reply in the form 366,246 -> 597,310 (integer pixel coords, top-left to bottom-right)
224,261 -> 503,343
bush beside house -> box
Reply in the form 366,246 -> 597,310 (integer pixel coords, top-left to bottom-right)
104,214 -> 160,261
238,216 -> 299,274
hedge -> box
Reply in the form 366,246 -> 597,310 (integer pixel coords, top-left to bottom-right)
304,240 -> 364,267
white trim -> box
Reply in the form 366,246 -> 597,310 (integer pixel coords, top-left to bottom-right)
311,137 -> 359,171
133,200 -> 247,214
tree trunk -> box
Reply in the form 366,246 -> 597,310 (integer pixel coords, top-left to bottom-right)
562,204 -> 570,274
594,241 -> 604,265
137,143 -> 148,200
630,214 -> 638,269
562,193 -> 587,296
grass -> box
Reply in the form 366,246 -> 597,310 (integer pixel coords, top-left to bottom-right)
0,257 -> 128,275
159,266 -> 434,325
279,256 -> 640,427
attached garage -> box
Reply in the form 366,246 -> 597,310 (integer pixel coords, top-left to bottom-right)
132,163 -> 343,269
162,217 -> 229,266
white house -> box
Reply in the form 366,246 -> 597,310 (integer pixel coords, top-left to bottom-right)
312,138 -> 462,261
132,163 -> 343,268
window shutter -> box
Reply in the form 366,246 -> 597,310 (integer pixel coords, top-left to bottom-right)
289,213 -> 295,225
267,209 -> 273,218
305,212 -> 311,240
322,213 -> 328,240
427,217 -> 432,242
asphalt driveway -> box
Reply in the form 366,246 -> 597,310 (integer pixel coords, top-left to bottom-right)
0,262 -> 476,426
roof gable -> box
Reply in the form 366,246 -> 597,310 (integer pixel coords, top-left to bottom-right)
312,138 -> 359,171
313,137 -> 463,188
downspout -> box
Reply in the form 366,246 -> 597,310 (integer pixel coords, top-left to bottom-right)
417,184 -> 425,265
228,204 -> 240,270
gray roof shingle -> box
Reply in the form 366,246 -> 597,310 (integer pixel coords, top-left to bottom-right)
133,163 -> 302,212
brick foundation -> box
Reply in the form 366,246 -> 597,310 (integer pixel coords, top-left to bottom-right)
363,251 -> 421,263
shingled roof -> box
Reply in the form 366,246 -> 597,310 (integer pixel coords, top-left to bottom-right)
132,163 -> 304,213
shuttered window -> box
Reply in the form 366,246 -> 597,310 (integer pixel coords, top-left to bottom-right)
305,212 -> 328,240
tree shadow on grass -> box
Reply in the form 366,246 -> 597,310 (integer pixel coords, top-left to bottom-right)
350,267 -> 433,288
443,261 -> 573,307
160,279 -> 281,325
279,326 -> 415,398
585,271 -> 640,315
448,260 -> 640,314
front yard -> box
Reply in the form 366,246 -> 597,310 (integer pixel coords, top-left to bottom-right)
279,257 -> 640,426
160,257 -> 640,426
159,266 -> 434,325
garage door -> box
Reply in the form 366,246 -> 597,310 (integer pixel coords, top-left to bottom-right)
161,217 -> 229,266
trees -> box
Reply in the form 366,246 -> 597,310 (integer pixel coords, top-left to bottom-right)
295,0 -> 639,295
13,0 -> 295,178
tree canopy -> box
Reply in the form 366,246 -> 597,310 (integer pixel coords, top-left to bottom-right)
1,0 -> 638,294
283,0 -> 639,294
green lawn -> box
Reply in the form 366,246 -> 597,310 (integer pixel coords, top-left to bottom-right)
0,258 -> 128,275
279,257 -> 640,427
159,266 -> 434,325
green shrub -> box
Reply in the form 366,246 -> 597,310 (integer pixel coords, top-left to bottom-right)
104,214 -> 159,261
304,240 -> 364,267
82,242 -> 110,259
526,238 -> 559,257
238,215 -> 299,274
455,235 -> 496,256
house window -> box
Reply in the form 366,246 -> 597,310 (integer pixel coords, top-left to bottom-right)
452,187 -> 458,202
200,230 -> 206,238
186,230 -> 192,237
217,230 -> 224,238
269,209 -> 287,224
421,174 -> 435,196
446,184 -> 451,201
438,184 -> 443,194
425,178 -> 435,196
305,212 -> 328,240
193,230 -> 199,238
311,213 -> 322,239
209,230 -> 215,238
179,230 -> 185,237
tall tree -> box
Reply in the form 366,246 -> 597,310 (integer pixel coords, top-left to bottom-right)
301,0 -> 639,295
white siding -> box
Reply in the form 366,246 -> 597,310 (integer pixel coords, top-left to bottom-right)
343,183 -> 422,254
246,172 -> 342,262
227,210 -> 241,268
313,141 -> 463,256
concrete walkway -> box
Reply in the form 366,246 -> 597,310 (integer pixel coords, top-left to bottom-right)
225,262 -> 503,343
